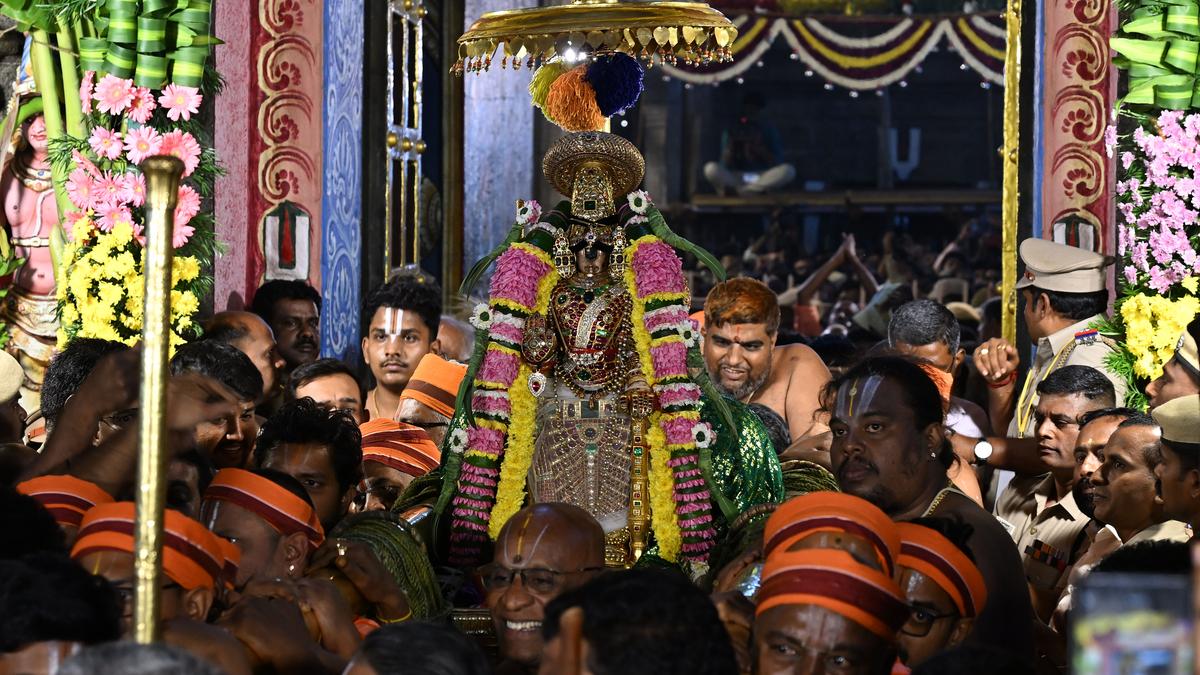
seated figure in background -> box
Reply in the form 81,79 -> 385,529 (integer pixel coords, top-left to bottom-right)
703,92 -> 795,195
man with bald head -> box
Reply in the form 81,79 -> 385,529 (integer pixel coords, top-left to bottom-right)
483,503 -> 604,675
205,311 -> 287,400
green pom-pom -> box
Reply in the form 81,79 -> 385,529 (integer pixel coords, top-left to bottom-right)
529,61 -> 569,111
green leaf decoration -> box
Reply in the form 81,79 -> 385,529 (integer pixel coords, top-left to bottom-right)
1113,0 -> 1200,109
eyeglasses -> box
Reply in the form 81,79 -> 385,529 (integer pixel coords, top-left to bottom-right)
899,605 -> 959,637
354,480 -> 403,510
478,563 -> 604,595
406,420 -> 449,431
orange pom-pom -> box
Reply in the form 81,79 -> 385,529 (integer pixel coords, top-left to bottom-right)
543,66 -> 606,132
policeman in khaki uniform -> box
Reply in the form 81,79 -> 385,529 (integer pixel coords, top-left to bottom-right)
973,238 -> 1127,441
1153,394 -> 1200,530
968,239 -> 1128,618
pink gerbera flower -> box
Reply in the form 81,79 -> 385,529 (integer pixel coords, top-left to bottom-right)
174,184 -> 201,229
88,127 -> 123,160
158,84 -> 202,122
121,172 -> 147,207
93,74 -> 135,115
95,172 -> 125,208
80,71 -> 95,115
124,126 -> 163,165
126,87 -> 156,124
96,203 -> 133,232
159,130 -> 202,177
65,168 -> 98,210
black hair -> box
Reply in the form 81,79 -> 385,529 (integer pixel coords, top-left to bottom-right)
1164,439 -> 1200,474
912,645 -> 1031,675
0,553 -> 121,652
543,569 -> 738,675
905,515 -> 977,563
169,340 -> 264,403
250,280 -> 322,322
41,338 -> 130,430
1116,413 -> 1164,466
0,487 -> 66,559
1036,365 -> 1115,406
888,299 -> 962,354
362,274 -> 443,338
58,642 -> 225,675
1079,406 -> 1139,428
822,356 -> 953,468
357,621 -> 490,675
1024,286 -> 1109,322
747,402 -> 791,454
286,358 -> 365,404
1092,540 -> 1189,574
254,398 -> 362,494
166,450 -> 215,517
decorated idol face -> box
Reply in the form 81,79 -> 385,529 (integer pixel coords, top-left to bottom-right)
22,115 -> 48,153
575,244 -> 609,278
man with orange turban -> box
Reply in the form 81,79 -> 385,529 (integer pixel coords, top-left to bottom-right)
201,467 -> 324,589
72,503 -> 231,623
753,547 -> 908,675
763,491 -> 901,575
397,353 -> 466,448
357,419 -> 440,512
894,520 -> 988,668
17,474 -> 113,545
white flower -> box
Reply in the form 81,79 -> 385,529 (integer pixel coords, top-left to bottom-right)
680,323 -> 699,348
515,199 -> 542,226
469,303 -> 493,330
691,422 -> 715,449
627,190 -> 652,214
448,428 -> 469,454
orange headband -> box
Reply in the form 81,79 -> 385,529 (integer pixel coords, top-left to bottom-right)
214,536 -> 242,591
758,548 -> 908,639
202,468 -> 325,549
360,419 -> 440,478
399,353 -> 466,419
895,522 -> 987,618
764,492 -> 901,575
71,502 -> 228,591
17,475 -> 114,528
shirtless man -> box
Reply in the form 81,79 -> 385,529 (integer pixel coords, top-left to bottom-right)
702,277 -> 831,445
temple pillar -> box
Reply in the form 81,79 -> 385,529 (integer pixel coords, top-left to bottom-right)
462,0 -> 538,288
1033,0 -> 1117,254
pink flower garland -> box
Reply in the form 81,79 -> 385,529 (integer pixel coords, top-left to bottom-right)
629,214 -> 718,563
448,244 -> 554,565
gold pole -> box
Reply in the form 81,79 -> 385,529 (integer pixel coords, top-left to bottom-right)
1000,0 -> 1022,346
132,155 -> 184,644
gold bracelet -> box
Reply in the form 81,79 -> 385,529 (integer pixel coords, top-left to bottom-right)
380,608 -> 413,624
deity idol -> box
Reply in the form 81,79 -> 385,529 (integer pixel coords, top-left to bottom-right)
0,107 -> 59,413
439,132 -> 782,572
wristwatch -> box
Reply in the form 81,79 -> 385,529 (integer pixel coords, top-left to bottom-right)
972,439 -> 994,465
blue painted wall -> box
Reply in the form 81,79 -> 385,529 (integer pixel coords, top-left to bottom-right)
320,0 -> 365,361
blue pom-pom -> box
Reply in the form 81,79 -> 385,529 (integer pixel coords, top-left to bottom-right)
585,53 -> 645,118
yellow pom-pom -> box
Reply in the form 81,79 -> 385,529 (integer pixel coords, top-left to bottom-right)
529,61 -> 569,111
543,65 -> 606,132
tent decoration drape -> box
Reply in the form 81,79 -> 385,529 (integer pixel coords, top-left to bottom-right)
660,13 -> 1005,89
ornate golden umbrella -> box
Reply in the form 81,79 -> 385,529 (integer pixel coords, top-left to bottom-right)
455,0 -> 738,73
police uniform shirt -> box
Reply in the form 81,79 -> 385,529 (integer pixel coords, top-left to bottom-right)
1005,316 -> 1129,438
994,472 -> 1088,592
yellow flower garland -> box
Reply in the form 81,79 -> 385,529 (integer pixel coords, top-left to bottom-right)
489,363 -> 538,539
485,255 -> 560,538
1121,292 -> 1200,379
623,234 -> 683,561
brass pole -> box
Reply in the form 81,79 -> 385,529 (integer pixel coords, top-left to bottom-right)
133,155 -> 184,644
1000,0 -> 1022,346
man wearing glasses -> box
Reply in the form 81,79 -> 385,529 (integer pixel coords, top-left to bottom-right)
993,365 -> 1114,620
482,503 -> 604,675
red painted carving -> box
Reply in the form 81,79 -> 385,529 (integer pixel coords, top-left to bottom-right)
1041,0 -> 1115,254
